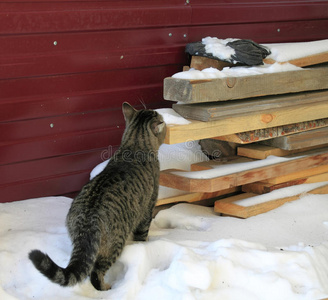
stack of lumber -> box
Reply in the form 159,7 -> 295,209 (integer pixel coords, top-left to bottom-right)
158,145 -> 328,218
158,45 -> 328,218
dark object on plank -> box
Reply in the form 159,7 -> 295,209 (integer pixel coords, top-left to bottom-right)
185,39 -> 271,66
199,139 -> 237,159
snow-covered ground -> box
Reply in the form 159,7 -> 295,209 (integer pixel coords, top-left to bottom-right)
1,109 -> 328,299
1,137 -> 328,299
1,192 -> 328,299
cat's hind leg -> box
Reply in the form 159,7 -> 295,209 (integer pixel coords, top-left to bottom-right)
90,255 -> 112,291
133,200 -> 156,242
133,217 -> 152,242
90,243 -> 124,291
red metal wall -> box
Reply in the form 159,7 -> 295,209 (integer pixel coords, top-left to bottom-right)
1,0 -> 328,202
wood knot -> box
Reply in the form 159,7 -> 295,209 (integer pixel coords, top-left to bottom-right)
226,77 -> 236,88
261,114 -> 274,123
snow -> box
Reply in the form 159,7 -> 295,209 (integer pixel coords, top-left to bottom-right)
172,37 -> 328,80
157,140 -> 209,200
90,140 -> 208,181
202,37 -> 237,62
265,39 -> 328,62
155,108 -> 191,125
172,63 -> 301,80
200,36 -> 328,64
234,181 -> 328,207
1,194 -> 328,300
90,159 -> 108,181
172,155 -> 301,179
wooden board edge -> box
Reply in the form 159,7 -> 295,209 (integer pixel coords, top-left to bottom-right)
160,148 -> 328,192
164,101 -> 328,145
156,187 -> 239,206
215,183 -> 328,218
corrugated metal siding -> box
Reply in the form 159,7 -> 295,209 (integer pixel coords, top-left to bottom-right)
1,0 -> 328,202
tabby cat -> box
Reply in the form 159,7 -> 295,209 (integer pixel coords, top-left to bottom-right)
29,102 -> 166,291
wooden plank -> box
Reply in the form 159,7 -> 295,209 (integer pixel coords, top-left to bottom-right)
190,56 -> 234,71
164,65 -> 328,103
264,51 -> 328,67
262,126 -> 328,150
172,90 -> 328,122
156,188 -> 239,206
263,164 -> 328,184
214,183 -> 328,218
237,144 -> 328,160
191,51 -> 328,70
215,193 -> 300,218
164,99 -> 328,144
159,148 -> 328,192
242,172 -> 328,194
191,157 -> 253,171
238,144 -> 301,159
215,118 -> 328,144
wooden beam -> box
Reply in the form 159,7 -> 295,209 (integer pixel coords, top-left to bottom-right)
190,157 -> 253,171
214,183 -> 328,218
261,127 -> 328,150
237,144 -> 328,160
164,65 -> 328,103
164,98 -> 328,144
264,51 -> 328,67
156,188 -> 239,206
159,148 -> 328,192
263,164 -> 328,184
172,91 -> 328,122
242,172 -> 328,194
215,118 -> 328,144
190,56 -> 234,70
190,51 -> 328,71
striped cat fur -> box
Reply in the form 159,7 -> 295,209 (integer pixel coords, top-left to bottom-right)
29,102 -> 166,290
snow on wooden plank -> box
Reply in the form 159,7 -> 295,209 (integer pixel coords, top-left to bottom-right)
164,65 -> 328,103
190,50 -> 328,70
214,183 -> 328,218
164,97 -> 328,144
263,39 -> 328,66
264,51 -> 328,67
159,148 -> 328,192
242,172 -> 328,194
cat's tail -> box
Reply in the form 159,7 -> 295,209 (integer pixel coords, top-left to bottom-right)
29,233 -> 100,287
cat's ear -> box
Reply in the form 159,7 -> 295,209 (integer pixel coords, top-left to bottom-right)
151,121 -> 166,135
122,102 -> 137,122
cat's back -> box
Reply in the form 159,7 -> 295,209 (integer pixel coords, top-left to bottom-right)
102,157 -> 158,196
71,157 -> 157,209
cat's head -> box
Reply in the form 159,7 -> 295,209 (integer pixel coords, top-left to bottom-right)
122,102 -> 166,148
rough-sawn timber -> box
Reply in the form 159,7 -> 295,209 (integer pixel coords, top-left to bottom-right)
159,148 -> 328,193
164,97 -> 328,144
164,65 -> 328,103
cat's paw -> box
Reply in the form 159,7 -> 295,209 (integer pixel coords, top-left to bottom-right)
133,234 -> 148,242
